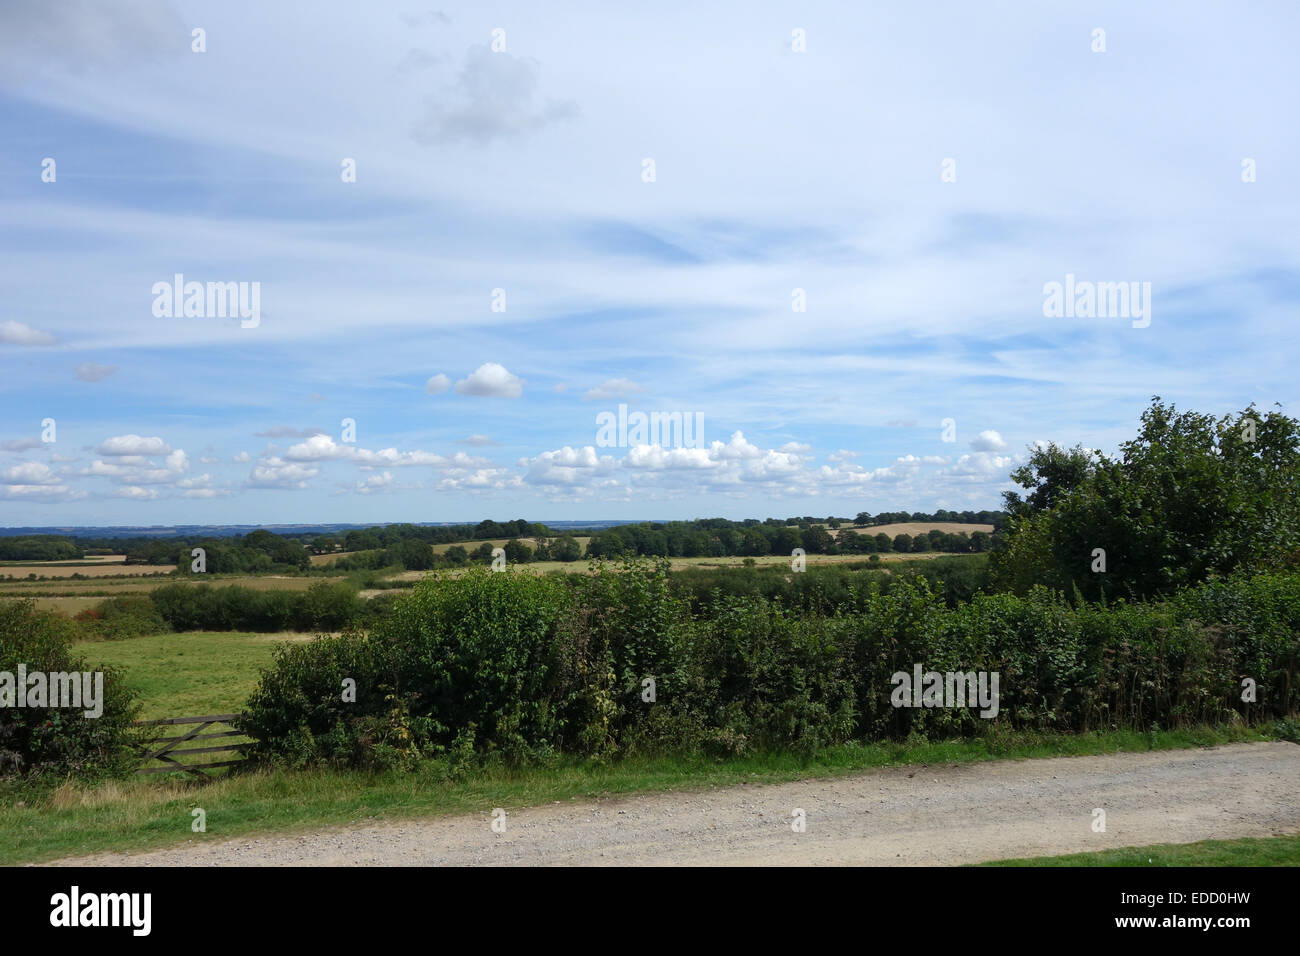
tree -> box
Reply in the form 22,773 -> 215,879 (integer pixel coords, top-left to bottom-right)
875,533 -> 892,552
1002,443 -> 1097,518
802,526 -> 834,554
854,512 -> 872,527
892,534 -> 912,553
552,535 -> 582,562
503,539 -> 533,564
772,527 -> 803,556
991,398 -> 1300,599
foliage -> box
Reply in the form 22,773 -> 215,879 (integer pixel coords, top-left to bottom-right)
0,599 -> 140,780
992,398 -> 1300,600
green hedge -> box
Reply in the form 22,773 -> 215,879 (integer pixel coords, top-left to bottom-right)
0,600 -> 140,780
147,581 -> 362,633
239,563 -> 1300,769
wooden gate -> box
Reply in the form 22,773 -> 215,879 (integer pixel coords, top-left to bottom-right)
134,713 -> 248,777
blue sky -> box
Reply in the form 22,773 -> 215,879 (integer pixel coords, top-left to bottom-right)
1,1 -> 1297,526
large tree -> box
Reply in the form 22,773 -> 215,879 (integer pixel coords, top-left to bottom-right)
991,398 -> 1300,600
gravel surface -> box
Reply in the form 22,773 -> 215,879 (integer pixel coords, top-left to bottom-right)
50,742 -> 1300,866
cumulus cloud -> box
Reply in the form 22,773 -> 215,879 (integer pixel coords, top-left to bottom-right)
0,320 -> 58,346
96,434 -> 170,456
970,430 -> 1008,452
455,362 -> 524,397
284,434 -> 353,461
233,451 -> 251,462
0,461 -> 59,484
0,483 -> 76,501
347,471 -> 406,495
75,362 -> 117,382
246,459 -> 321,490
826,450 -> 860,462
425,373 -> 451,395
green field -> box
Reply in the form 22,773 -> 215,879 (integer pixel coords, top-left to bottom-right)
76,631 -> 315,720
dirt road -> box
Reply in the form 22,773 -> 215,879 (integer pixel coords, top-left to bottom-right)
51,742 -> 1300,866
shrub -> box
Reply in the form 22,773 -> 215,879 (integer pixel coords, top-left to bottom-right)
239,565 -> 1300,769
75,595 -> 170,641
0,600 -> 139,780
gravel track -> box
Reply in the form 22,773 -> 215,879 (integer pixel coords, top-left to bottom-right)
50,742 -> 1300,866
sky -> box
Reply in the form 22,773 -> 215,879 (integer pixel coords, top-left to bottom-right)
1,0 -> 1297,527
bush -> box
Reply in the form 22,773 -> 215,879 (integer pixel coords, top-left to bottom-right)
148,582 -> 363,633
0,600 -> 139,780
238,564 -> 1300,770
75,595 -> 170,641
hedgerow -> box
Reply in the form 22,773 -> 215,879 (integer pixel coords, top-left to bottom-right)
239,561 -> 1300,770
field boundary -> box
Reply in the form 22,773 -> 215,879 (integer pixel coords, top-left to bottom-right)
134,713 -> 247,777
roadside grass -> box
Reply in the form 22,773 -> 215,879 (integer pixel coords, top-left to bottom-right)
0,722 -> 1279,866
979,832 -> 1300,866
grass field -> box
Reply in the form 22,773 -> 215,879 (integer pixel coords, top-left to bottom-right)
0,572 -> 339,600
837,522 -> 994,539
76,631 -> 317,720
0,561 -> 177,577
980,833 -> 1300,866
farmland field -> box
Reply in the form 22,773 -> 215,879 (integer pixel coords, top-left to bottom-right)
77,630 -> 318,720
0,560 -> 177,577
837,522 -> 994,538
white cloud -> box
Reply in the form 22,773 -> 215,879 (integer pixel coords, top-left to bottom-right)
0,461 -> 59,484
181,488 -> 231,499
970,430 -> 1008,452
112,486 -> 158,500
413,46 -> 577,145
583,378 -> 646,401
425,373 -> 451,395
96,434 -> 170,456
455,362 -> 524,398
0,483 -> 76,501
0,321 -> 57,346
246,459 -> 321,489
284,433 -> 353,461
233,451 -> 251,462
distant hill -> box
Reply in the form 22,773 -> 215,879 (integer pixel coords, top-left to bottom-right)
0,520 -> 651,540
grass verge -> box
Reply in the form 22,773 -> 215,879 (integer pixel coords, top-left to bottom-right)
980,832 -> 1300,866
